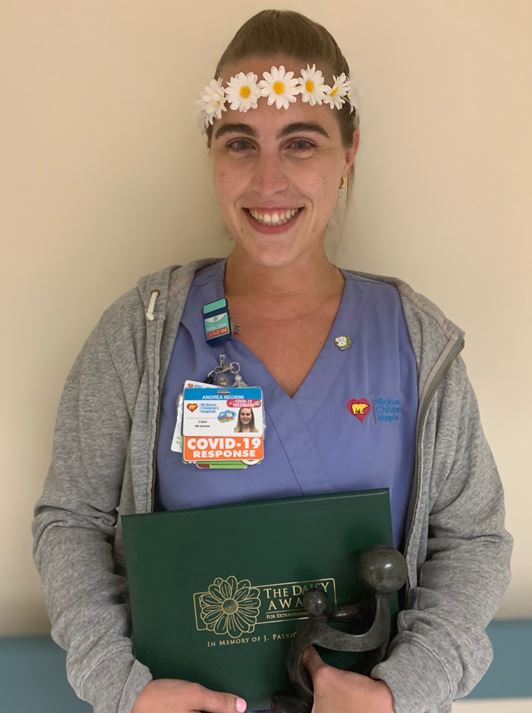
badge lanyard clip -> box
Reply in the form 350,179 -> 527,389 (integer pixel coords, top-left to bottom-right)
205,353 -> 248,387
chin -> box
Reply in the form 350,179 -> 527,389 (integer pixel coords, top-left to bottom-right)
238,240 -> 308,270
231,219 -> 318,269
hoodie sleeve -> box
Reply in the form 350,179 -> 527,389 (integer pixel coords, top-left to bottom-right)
32,292 -> 153,713
372,357 -> 513,713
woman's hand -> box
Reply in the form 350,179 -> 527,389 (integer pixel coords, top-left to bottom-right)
131,679 -> 247,713
303,646 -> 395,713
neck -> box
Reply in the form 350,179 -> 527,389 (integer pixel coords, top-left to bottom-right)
224,248 -> 342,307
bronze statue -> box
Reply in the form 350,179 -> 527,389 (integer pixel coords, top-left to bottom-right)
272,547 -> 407,713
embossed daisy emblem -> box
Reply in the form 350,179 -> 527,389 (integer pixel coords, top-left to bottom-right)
334,335 -> 352,351
199,576 -> 261,638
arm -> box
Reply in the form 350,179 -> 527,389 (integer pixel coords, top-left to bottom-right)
32,290 -> 248,713
304,359 -> 511,713
32,294 -> 153,713
372,358 -> 513,712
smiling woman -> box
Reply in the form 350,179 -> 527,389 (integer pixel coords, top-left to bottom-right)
32,9 -> 512,713
211,83 -> 358,277
212,81 -> 356,248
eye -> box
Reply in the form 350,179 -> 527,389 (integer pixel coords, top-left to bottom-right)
226,139 -> 255,154
285,138 -> 317,156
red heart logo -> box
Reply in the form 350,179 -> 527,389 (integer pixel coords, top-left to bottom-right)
347,398 -> 371,422
186,403 -> 198,412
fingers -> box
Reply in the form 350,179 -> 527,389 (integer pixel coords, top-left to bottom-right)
301,644 -> 326,679
192,683 -> 247,713
131,679 -> 247,713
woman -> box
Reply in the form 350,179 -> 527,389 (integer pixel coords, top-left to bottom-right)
234,407 -> 258,433
33,9 -> 512,713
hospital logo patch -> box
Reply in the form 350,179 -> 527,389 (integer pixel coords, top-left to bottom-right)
347,398 -> 371,422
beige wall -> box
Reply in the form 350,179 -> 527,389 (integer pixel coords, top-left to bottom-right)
1,0 -> 530,659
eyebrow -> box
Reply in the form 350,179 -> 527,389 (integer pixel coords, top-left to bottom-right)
213,121 -> 330,140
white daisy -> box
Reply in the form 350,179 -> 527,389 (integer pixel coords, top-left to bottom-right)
225,72 -> 261,112
347,85 -> 359,116
323,73 -> 351,110
297,64 -> 328,106
197,78 -> 227,130
258,65 -> 300,110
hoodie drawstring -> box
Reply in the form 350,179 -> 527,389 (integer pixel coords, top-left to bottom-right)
145,289 -> 160,322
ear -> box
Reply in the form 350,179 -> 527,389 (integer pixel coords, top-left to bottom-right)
343,128 -> 360,175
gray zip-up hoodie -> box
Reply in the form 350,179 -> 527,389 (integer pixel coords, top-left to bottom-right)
32,259 -> 512,713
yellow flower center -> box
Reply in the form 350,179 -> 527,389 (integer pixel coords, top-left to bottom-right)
240,85 -> 251,99
305,79 -> 315,92
330,86 -> 338,96
273,81 -> 285,95
221,599 -> 238,615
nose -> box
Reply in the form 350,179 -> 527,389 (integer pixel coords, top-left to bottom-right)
250,150 -> 289,197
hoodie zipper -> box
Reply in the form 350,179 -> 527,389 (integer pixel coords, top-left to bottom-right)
151,387 -> 162,512
145,288 -> 163,512
403,335 -> 465,579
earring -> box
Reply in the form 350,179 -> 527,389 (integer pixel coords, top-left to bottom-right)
339,175 -> 347,190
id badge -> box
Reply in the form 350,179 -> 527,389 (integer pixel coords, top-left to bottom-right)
171,380 -> 216,454
182,385 -> 264,466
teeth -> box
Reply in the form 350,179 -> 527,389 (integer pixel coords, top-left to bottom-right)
249,208 -> 299,226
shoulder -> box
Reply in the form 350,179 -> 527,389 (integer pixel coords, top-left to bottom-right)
343,268 -> 464,341
98,258 -> 223,336
342,268 -> 466,392
83,259 -> 223,386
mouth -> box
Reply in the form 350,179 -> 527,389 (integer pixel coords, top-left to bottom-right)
243,207 -> 303,234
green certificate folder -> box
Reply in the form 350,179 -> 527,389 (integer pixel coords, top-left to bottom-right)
122,489 -> 394,710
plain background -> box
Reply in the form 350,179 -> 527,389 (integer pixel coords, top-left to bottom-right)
1,1 -> 531,709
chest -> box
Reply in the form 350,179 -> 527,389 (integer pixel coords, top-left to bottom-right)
231,304 -> 339,397
157,274 -> 420,549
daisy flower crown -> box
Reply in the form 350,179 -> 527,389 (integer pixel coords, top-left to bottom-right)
197,64 -> 358,133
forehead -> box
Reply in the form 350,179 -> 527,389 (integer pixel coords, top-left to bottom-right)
215,54 -> 341,139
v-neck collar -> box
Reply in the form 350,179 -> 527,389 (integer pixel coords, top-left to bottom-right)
229,273 -> 364,421
182,259 -> 365,423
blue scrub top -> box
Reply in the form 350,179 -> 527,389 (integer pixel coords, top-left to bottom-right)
156,260 -> 418,548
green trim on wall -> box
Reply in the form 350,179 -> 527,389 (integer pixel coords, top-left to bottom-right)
0,620 -> 531,711
467,619 -> 532,700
